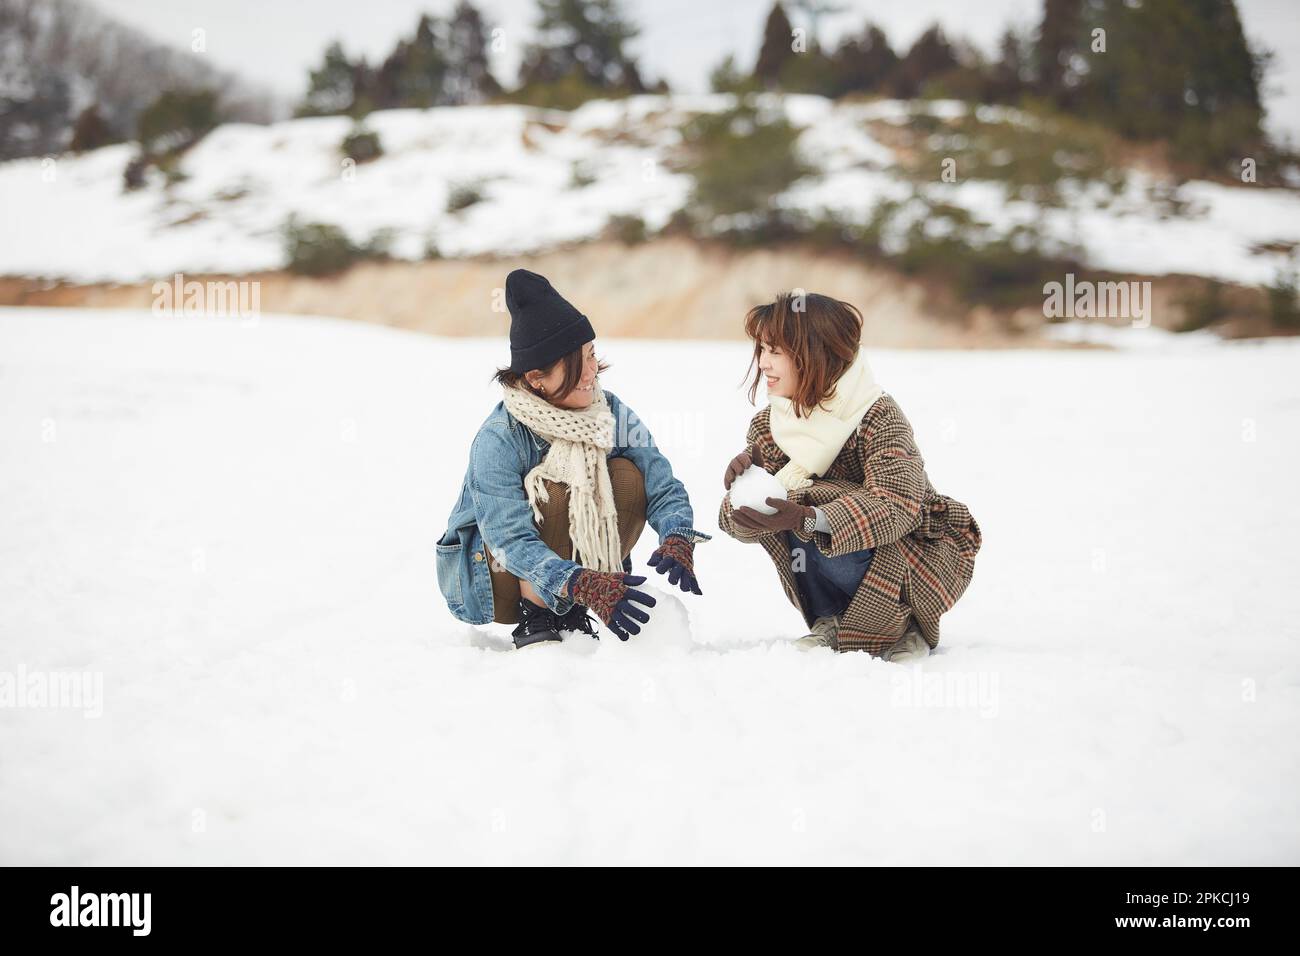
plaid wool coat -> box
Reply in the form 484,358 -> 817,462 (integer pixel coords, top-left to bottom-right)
717,395 -> 981,655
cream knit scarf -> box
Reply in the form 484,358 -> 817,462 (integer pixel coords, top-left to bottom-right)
501,381 -> 623,572
769,349 -> 884,491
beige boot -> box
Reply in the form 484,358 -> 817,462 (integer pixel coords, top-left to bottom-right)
794,616 -> 839,650
883,621 -> 930,663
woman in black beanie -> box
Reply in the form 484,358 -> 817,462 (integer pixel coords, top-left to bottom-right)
437,269 -> 710,649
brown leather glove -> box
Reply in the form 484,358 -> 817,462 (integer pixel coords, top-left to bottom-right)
732,497 -> 816,533
723,444 -> 763,489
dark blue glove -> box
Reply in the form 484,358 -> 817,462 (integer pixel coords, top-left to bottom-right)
570,570 -> 657,641
648,536 -> 702,595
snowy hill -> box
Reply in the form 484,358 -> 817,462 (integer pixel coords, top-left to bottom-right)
1,306 -> 1297,864
3,95 -> 1299,286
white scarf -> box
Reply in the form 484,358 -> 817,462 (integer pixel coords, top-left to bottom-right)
769,349 -> 884,491
501,381 -> 623,572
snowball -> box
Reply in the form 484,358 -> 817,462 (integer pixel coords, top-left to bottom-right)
728,464 -> 787,515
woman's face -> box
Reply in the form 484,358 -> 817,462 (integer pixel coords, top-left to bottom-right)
757,340 -> 798,400
527,341 -> 599,409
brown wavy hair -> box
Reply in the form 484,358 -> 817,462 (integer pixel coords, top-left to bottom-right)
744,292 -> 863,418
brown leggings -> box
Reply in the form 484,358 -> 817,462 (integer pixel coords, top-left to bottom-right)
486,457 -> 647,625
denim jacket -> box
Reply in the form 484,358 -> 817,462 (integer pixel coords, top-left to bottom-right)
437,389 -> 710,624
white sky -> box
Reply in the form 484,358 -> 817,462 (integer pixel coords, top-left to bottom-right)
87,0 -> 1300,143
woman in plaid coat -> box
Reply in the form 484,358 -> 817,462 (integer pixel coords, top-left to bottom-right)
718,292 -> 981,660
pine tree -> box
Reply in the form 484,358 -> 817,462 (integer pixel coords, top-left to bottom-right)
371,43 -> 405,110
387,15 -> 446,108
517,0 -> 644,92
444,1 -> 501,104
754,2 -> 796,88
1034,0 -> 1083,103
987,26 -> 1031,103
890,25 -> 958,99
298,42 -> 360,116
829,23 -> 897,96
350,57 -> 378,116
1075,0 -> 1266,168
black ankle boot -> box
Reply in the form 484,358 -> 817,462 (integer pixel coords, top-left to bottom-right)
511,598 -> 564,649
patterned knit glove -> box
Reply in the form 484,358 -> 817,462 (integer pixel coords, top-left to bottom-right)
569,569 -> 657,641
647,535 -> 702,595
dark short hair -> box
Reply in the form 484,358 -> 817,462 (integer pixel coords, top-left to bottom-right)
744,292 -> 863,417
493,344 -> 609,401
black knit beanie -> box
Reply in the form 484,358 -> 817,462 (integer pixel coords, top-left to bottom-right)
505,269 -> 595,373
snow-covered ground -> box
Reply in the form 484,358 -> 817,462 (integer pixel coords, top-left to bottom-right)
1,306 -> 1297,864
2,95 -> 1298,286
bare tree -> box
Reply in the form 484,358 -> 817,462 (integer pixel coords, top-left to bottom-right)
0,0 -> 277,160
